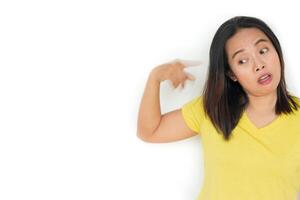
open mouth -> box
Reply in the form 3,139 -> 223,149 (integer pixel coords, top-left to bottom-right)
257,73 -> 272,85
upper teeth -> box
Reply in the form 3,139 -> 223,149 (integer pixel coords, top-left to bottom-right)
259,74 -> 269,80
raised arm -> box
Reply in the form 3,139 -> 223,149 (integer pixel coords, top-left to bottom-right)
137,60 -> 198,143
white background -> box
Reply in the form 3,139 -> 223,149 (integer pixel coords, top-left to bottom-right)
1,0 -> 300,199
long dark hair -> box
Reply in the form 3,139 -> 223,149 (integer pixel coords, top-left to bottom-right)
202,16 -> 299,141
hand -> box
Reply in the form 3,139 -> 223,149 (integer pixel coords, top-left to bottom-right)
151,59 -> 201,89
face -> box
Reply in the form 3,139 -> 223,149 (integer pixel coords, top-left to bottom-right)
225,28 -> 281,97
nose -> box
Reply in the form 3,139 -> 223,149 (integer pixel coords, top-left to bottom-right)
255,64 -> 265,72
253,55 -> 265,72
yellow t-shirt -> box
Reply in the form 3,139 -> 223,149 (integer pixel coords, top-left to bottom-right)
181,95 -> 300,200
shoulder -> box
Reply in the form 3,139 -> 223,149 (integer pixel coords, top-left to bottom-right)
181,95 -> 206,133
182,95 -> 204,110
181,95 -> 206,120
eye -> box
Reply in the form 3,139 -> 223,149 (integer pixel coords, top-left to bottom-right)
238,59 -> 247,65
260,47 -> 269,54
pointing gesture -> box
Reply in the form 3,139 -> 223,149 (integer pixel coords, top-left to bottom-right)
151,59 -> 201,89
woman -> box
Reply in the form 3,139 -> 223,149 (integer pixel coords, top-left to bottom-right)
137,16 -> 300,200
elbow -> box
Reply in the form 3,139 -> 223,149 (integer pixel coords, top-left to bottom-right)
136,129 -> 152,143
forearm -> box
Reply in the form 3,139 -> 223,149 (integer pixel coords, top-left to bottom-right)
137,70 -> 162,139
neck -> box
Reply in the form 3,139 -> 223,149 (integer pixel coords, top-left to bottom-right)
246,92 -> 277,115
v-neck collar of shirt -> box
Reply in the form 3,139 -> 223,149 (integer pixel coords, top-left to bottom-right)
239,110 -> 286,134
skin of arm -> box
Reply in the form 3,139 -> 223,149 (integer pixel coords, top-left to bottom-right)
137,69 -> 162,140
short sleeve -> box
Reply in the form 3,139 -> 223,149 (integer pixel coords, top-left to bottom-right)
181,96 -> 205,134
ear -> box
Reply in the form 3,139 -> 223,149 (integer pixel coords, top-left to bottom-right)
227,70 -> 238,82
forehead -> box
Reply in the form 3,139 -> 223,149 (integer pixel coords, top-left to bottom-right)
225,28 -> 269,53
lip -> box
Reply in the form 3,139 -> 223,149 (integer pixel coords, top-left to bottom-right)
257,73 -> 272,83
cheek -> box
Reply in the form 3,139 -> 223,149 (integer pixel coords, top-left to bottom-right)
274,61 -> 282,84
231,66 -> 251,81
234,70 -> 255,89
267,51 -> 281,67
267,54 -> 281,77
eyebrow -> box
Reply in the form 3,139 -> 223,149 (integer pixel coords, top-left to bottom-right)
231,38 -> 269,60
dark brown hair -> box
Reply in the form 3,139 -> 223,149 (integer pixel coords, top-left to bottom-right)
202,16 -> 299,141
